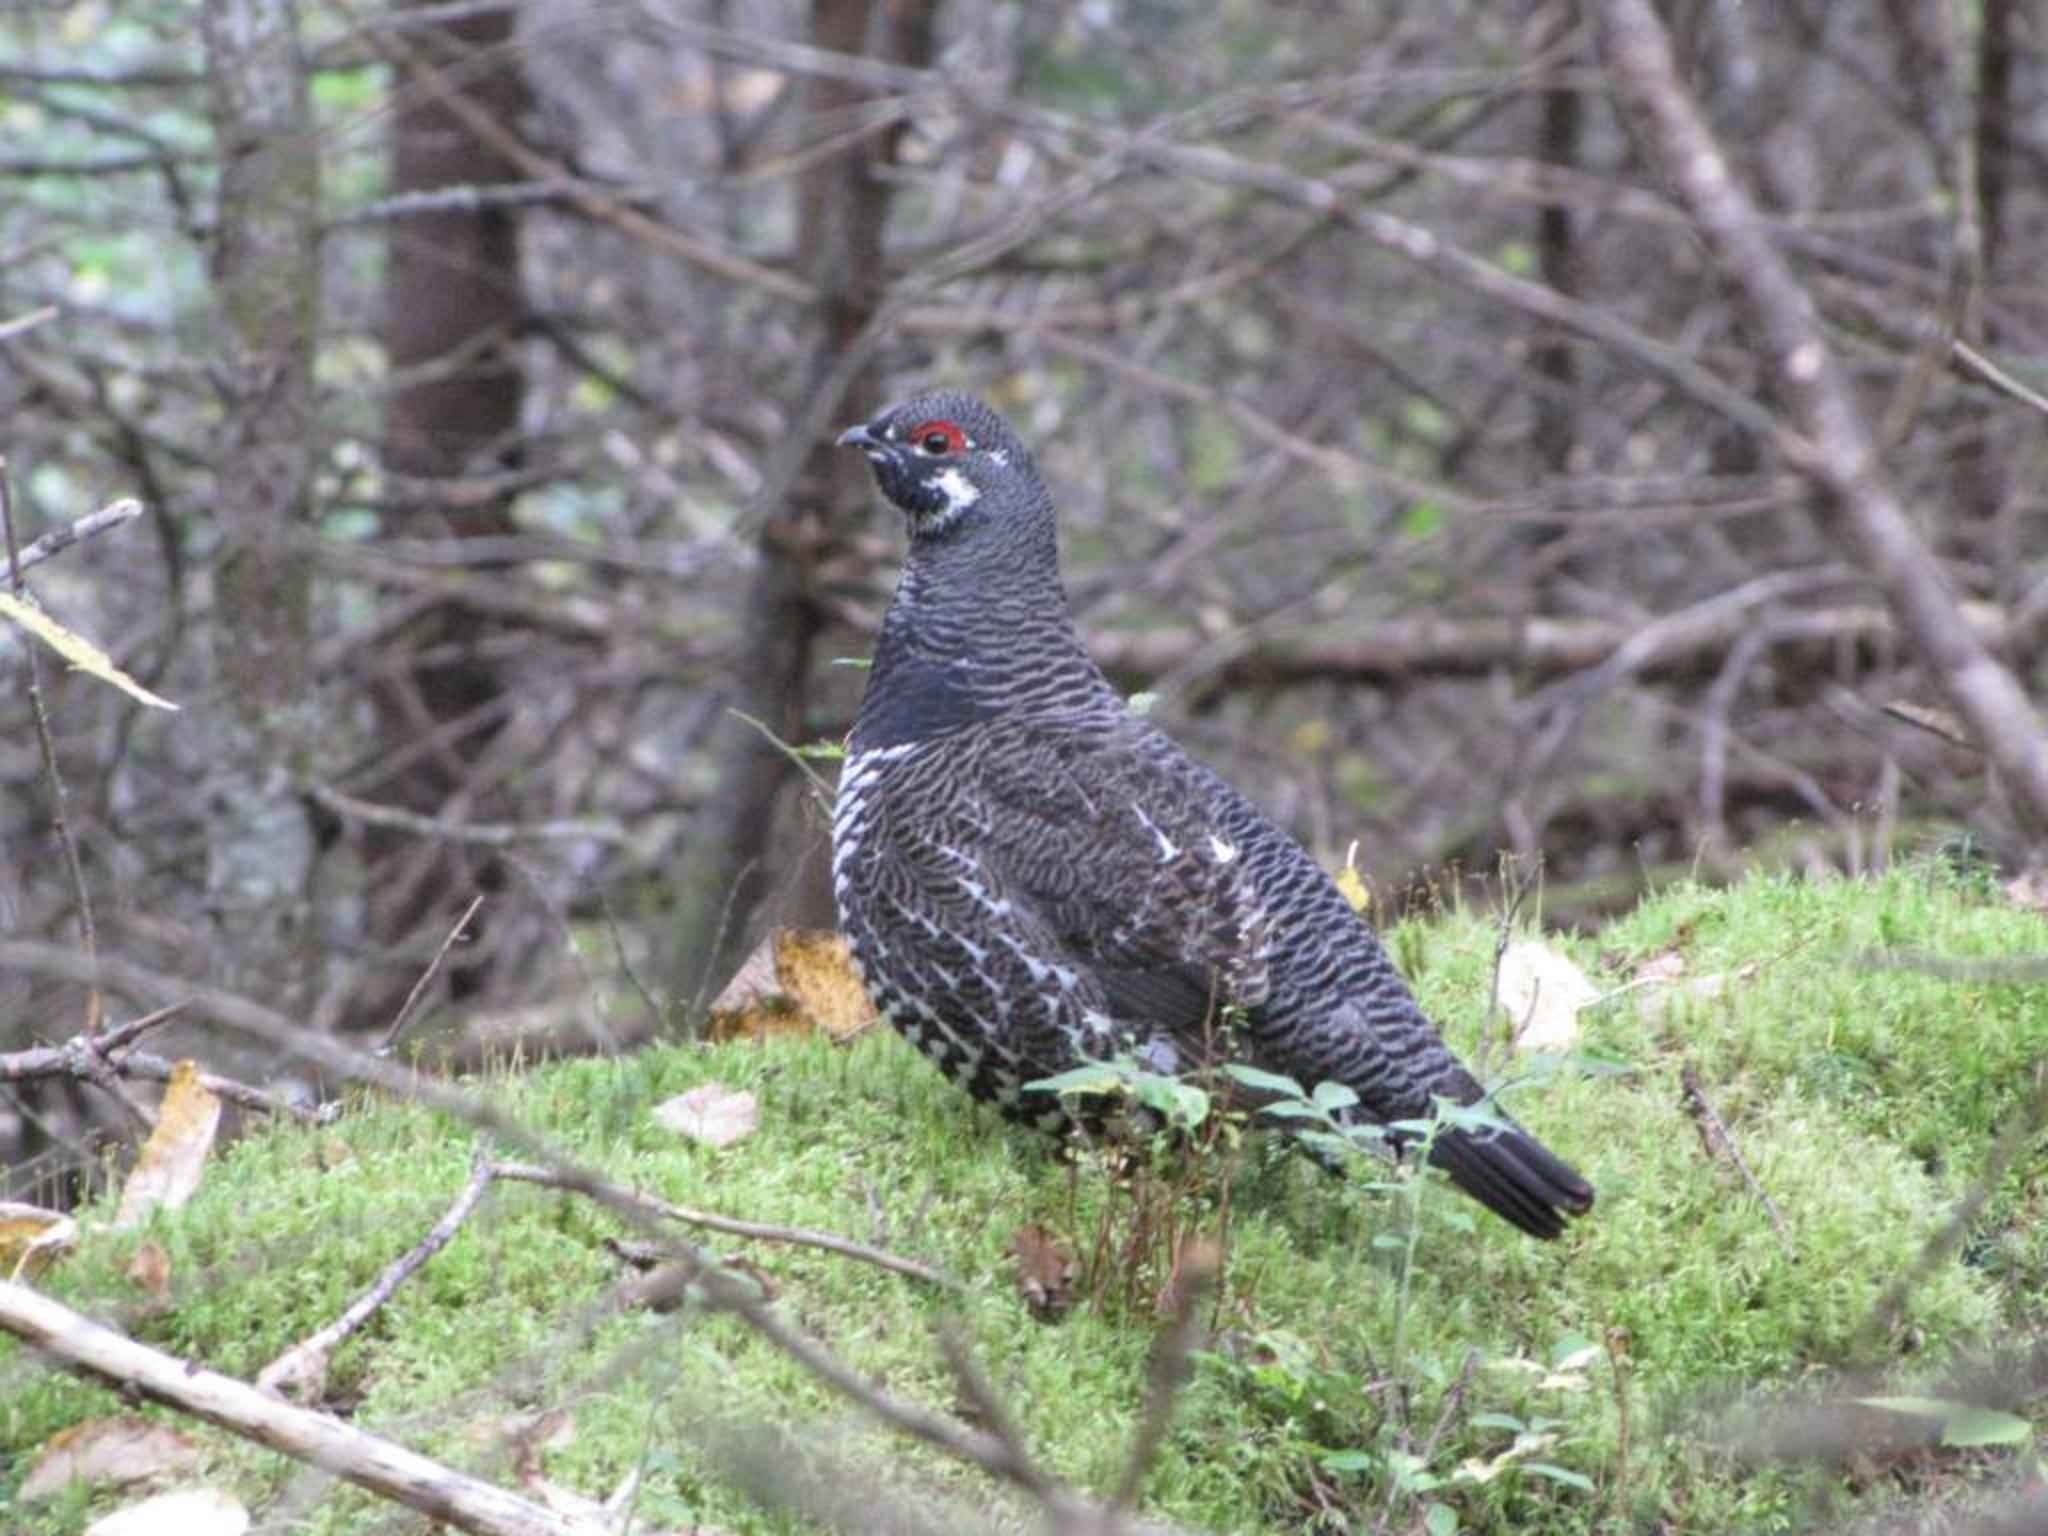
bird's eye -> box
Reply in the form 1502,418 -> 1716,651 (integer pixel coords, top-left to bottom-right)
909,420 -> 966,457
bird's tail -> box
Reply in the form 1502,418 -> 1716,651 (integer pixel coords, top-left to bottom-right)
1427,1119 -> 1594,1240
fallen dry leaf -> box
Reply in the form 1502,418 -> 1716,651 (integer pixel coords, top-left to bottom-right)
115,1061 -> 222,1229
1632,949 -> 1687,986
126,1240 -> 172,1299
1009,1224 -> 1078,1321
707,928 -> 877,1043
22,1416 -> 201,1500
655,1083 -> 759,1149
86,1487 -> 248,1536
2003,868 -> 2048,916
1494,940 -> 1597,1052
0,1201 -> 77,1280
0,586 -> 178,711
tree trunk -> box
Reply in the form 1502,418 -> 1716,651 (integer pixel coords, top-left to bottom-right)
663,0 -> 939,1012
195,0 -> 323,1014
363,2 -> 534,1020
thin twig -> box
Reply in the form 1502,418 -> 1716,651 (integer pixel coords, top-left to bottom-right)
258,1152 -> 497,1397
379,894 -> 486,1055
0,304 -> 60,342
1,1280 -> 597,1536
0,1027 -> 320,1124
1108,1242 -> 1217,1517
487,1161 -> 958,1289
0,456 -> 100,1034
6,496 -> 143,575
1857,1056 -> 2048,1358
1953,339 -> 2048,419
307,782 -> 627,847
934,1320 -> 1061,1502
1679,1062 -> 1793,1256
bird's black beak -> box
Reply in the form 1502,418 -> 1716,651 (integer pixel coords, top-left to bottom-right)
835,422 -> 878,450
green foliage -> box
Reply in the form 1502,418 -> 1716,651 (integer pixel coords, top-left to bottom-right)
4,864 -> 2045,1533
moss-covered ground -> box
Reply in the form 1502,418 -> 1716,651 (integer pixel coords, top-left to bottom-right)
5,861 -> 2047,1533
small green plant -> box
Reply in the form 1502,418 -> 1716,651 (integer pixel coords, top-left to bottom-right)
1026,1053 -> 1249,1316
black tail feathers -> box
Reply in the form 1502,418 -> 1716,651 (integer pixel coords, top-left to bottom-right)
1428,1121 -> 1594,1240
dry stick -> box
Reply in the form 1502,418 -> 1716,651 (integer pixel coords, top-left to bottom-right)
488,1161 -> 956,1290
307,782 -> 627,848
1386,1346 -> 1479,1533
379,893 -> 487,1055
1678,1063 -> 1792,1257
0,303 -> 60,341
1953,339 -> 2048,419
1107,1245 -> 1218,1520
71,1047 -> 318,1122
933,1321 -> 1063,1503
0,1281 -> 595,1536
8,496 -> 144,575
259,1152 -> 497,1397
0,456 -> 102,1035
1600,1326 -> 1634,1526
1481,874 -> 1534,1077
1857,1057 -> 2048,1359
0,1004 -> 316,1123
1591,0 -> 2048,835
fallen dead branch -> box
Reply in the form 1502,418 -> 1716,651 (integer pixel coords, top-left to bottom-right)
259,1153 -> 497,1401
0,1005 -> 318,1125
0,1279 -> 601,1536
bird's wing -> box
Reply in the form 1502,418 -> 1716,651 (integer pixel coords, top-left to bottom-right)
969,717 -> 1271,1049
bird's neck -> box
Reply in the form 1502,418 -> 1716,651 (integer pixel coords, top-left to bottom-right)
851,529 -> 1116,752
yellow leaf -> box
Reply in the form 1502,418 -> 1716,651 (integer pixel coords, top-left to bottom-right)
0,1201 -> 76,1280
707,927 -> 877,1043
1332,841 -> 1371,914
115,1061 -> 221,1228
0,590 -> 178,710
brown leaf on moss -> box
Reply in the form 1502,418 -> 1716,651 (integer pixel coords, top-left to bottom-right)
21,1416 -> 200,1500
1009,1223 -> 1077,1321
707,928 -> 877,1043
655,1082 -> 759,1148
125,1240 -> 172,1299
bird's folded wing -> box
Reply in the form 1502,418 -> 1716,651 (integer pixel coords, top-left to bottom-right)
971,719 -> 1272,1044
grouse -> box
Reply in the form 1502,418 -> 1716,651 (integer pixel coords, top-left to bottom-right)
831,390 -> 1594,1239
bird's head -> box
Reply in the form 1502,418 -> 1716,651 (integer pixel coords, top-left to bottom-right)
836,391 -> 1037,539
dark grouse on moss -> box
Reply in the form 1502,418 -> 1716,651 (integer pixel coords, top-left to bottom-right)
830,390 -> 1594,1238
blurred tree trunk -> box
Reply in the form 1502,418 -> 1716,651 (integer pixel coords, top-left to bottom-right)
364,3 -> 533,1018
1974,0 -> 2014,293
195,0 -> 323,1014
664,0 -> 938,1011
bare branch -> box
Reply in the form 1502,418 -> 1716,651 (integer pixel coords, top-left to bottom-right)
1592,0 -> 2048,836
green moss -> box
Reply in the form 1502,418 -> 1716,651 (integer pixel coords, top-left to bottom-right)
4,863 -> 2043,1533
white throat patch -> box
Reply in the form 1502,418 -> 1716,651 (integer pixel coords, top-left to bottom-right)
933,467 -> 980,513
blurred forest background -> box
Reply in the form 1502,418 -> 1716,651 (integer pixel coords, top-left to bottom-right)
2,0 -> 2044,1188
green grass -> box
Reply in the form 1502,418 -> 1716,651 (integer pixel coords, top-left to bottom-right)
5,861 -> 2047,1533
